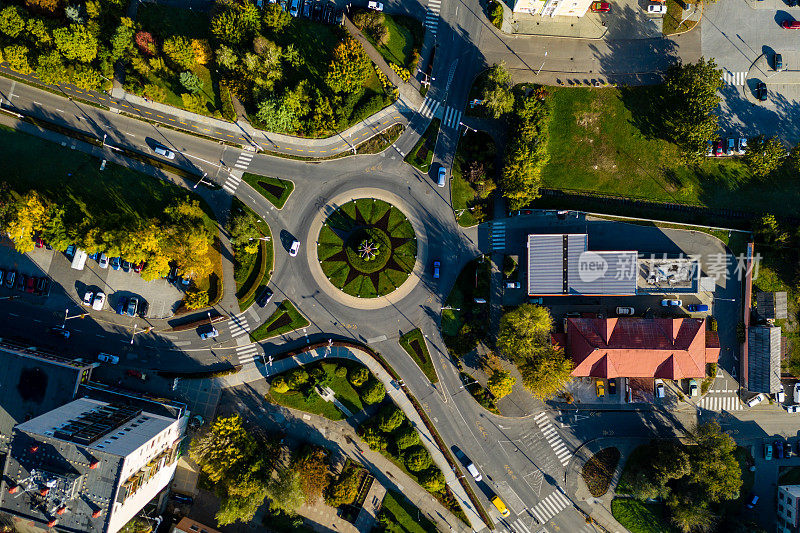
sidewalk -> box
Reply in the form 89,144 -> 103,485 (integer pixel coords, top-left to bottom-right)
217,344 -> 487,532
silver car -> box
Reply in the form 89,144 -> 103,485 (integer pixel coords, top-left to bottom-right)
154,145 -> 176,159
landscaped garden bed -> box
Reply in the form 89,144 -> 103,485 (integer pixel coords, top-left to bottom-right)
242,173 -> 295,209
399,329 -> 438,383
451,130 -> 497,227
441,257 -> 492,356
231,199 -> 274,309
581,447 -> 620,497
317,198 -> 417,298
405,119 -> 440,171
250,300 -> 309,341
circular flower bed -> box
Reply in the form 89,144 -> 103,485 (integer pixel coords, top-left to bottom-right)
317,199 -> 417,298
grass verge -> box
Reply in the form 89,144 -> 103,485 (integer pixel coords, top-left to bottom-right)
379,489 -> 437,533
242,173 -> 295,209
663,0 -> 698,35
356,123 -> 405,154
451,130 -> 496,227
250,300 -> 309,341
404,119 -> 440,172
376,15 -> 423,70
611,499 -> 678,533
398,329 -> 438,383
232,199 -> 274,309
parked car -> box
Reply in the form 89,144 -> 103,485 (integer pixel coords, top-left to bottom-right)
127,297 -> 138,317
133,261 -> 145,273
689,378 -> 698,397
609,379 -> 617,394
786,441 -> 794,458
687,304 -> 709,312
706,140 -> 714,156
596,379 -> 605,397
16,274 -> 25,292
312,1 -> 322,20
776,386 -> 786,403
110,257 -> 120,271
466,462 -> 483,482
98,253 -> 109,268
367,0 -> 384,10
591,1 -> 611,10
714,140 -> 724,156
661,299 -> 682,307
35,237 -> 44,248
65,244 -> 76,258
4,270 -> 14,289
303,0 -> 311,17
92,292 -> 106,311
491,496 -> 510,518
794,382 -> 800,403
171,493 -> 194,505
775,440 -> 785,459
437,166 -> 447,187
49,326 -> 70,339
747,393 -> 765,407
199,326 -> 219,340
97,353 -> 120,364
782,19 -> 800,29
116,297 -> 127,315
126,369 -> 147,380
655,379 -> 665,398
775,53 -> 784,71
764,442 -> 773,460
25,277 -> 35,293
746,494 -> 759,509
647,3 -> 667,13
529,297 -> 543,304
121,260 -> 130,273
505,281 -> 520,289
726,137 -> 736,155
35,277 -> 49,296
616,306 -> 634,315
333,8 -> 343,24
289,239 -> 301,257
788,405 -> 800,413
433,260 -> 441,279
138,299 -> 148,318
154,145 -> 176,159
756,82 -> 768,101
737,137 -> 748,155
289,0 -> 300,16
83,291 -> 94,306
256,287 -> 274,307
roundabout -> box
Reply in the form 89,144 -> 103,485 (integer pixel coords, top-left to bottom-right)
317,198 -> 417,299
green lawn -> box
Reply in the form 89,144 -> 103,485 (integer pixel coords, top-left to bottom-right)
615,444 -> 651,494
250,300 -> 309,341
380,490 -> 437,533
611,499 -> 679,533
398,329 -> 438,383
543,87 -> 800,217
451,130 -> 496,227
232,199 -> 274,309
375,15 -> 423,70
662,0 -> 697,35
405,119 -> 440,171
267,361 -> 365,420
241,173 -> 295,209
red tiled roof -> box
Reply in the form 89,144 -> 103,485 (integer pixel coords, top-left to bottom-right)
566,318 -> 718,379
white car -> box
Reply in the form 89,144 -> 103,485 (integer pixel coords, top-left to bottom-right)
289,239 -> 301,257
655,379 -> 665,398
92,292 -> 106,311
200,327 -> 219,340
505,281 -> 521,289
154,145 -> 176,159
98,253 -> 109,269
97,353 -> 120,364
289,0 -> 299,16
747,393 -> 765,407
787,405 -> 800,413
616,306 -> 634,315
368,0 -> 384,10
661,299 -> 682,307
82,291 -> 94,306
794,382 -> 800,403
466,462 -> 482,482
437,166 -> 447,187
647,3 -> 667,13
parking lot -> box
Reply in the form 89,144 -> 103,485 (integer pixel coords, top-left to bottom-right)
0,238 -> 184,321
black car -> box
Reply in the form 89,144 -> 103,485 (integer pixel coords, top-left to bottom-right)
302,0 -> 311,16
312,1 -> 322,20
170,492 -> 194,505
333,8 -> 344,25
16,274 -> 26,292
138,299 -> 149,318
49,326 -> 70,339
775,53 -> 784,71
36,277 -> 49,296
323,2 -> 334,23
4,270 -> 15,289
609,379 -> 617,394
256,287 -> 274,307
786,441 -> 794,459
756,82 -> 768,101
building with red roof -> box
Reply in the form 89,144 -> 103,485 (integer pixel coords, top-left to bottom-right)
564,317 -> 719,379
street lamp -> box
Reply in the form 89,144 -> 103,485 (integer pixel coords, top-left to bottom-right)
192,172 -> 210,189
536,51 -> 548,76
63,308 -> 86,328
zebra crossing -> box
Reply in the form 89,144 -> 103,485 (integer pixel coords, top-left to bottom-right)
530,490 -> 571,524
698,391 -> 742,411
425,0 -> 441,36
533,412 -> 572,467
418,96 -> 440,119
501,517 -> 536,533
233,151 -> 253,170
722,70 -> 747,86
490,221 -> 506,251
222,173 -> 242,194
227,312 -> 251,339
235,344 -> 260,366
441,106 -> 462,129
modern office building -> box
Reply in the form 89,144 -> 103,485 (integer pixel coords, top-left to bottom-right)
0,396 -> 186,533
778,485 -> 800,533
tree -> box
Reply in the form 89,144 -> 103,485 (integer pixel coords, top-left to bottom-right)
181,93 -> 206,114
687,421 -> 742,502
361,378 -> 386,405
25,0 -> 62,14
283,43 -> 300,68
497,304 -> 553,360
4,45 -> 33,75
500,97 -> 550,209
255,98 -> 298,133
419,469 -> 445,492
753,214 -> 790,248
180,71 -> 204,94
262,2 -> 292,30
228,206 -> 262,255
216,45 -> 239,69
36,51 -> 67,85
163,36 -> 196,70
65,4 -> 84,23
377,404 -> 405,433
287,369 -> 309,389
744,135 -> 785,178
348,366 -> 369,387
403,446 -> 433,472
135,31 -> 157,56
0,7 -> 25,39
487,369 -> 515,399
191,39 -> 212,65
173,228 -> 212,280
480,62 -> 514,118
271,376 -> 289,393
663,58 -> 723,160
394,426 -> 420,450
184,290 -> 208,310
211,3 -> 261,45
190,415 -> 257,484
110,18 -> 135,61
352,10 -> 387,44
216,487 -> 268,526
53,24 -> 98,63
26,18 -> 52,47
7,192 -> 47,253
295,446 -> 330,502
326,468 -> 360,507
517,346 -> 574,400
325,38 -> 371,93
40,205 -> 72,251
358,425 -> 388,451
667,495 -> 717,533
267,469 -> 305,513
70,65 -> 103,90
142,83 -> 167,102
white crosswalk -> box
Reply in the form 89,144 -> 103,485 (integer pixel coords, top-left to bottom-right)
441,106 -> 462,129
425,0 -> 441,36
722,71 -> 747,86
233,151 -> 253,170
533,412 -> 572,466
418,96 -> 440,119
227,312 -> 251,338
530,490 -> 571,524
236,344 -> 260,366
222,173 -> 242,194
490,221 -> 506,251
698,393 -> 742,411
503,517 -> 535,533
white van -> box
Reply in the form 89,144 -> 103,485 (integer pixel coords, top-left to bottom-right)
70,248 -> 88,270
747,393 -> 765,408
794,383 -> 800,403
466,462 -> 482,482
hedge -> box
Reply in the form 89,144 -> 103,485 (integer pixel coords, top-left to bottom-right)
238,239 -> 269,305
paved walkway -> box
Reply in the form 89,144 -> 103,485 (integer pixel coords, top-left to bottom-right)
217,344 -> 487,531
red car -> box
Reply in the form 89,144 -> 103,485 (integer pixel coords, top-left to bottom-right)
714,140 -> 724,156
35,238 -> 44,248
25,276 -> 35,293
591,1 -> 611,10
782,20 -> 800,29
133,261 -> 145,273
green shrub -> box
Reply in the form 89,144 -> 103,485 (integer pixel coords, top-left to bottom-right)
489,0 -> 503,29
378,405 -> 405,433
272,376 -> 289,393
394,426 -> 420,450
185,290 -> 209,310
362,378 -> 386,405
287,369 -> 309,389
325,469 -> 360,507
219,82 -> 237,122
419,469 -> 445,492
359,425 -> 388,451
403,446 -> 432,472
334,365 -> 348,378
349,367 -> 369,387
